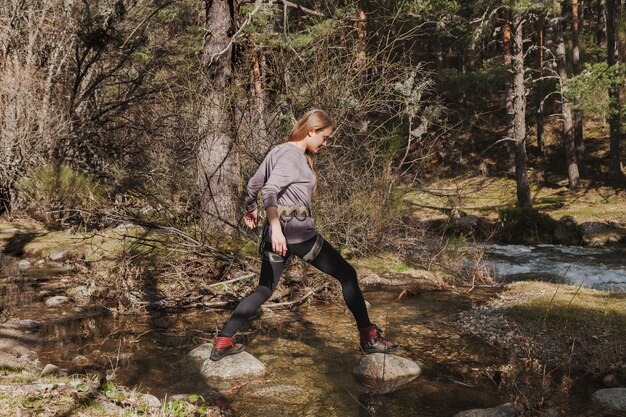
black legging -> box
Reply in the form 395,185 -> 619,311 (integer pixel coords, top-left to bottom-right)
219,234 -> 372,337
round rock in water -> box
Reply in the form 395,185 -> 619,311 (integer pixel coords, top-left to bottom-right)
200,345 -> 265,381
188,343 -> 214,363
592,388 -> 626,411
453,403 -> 517,417
352,353 -> 422,394
2,319 -> 41,332
45,296 -> 72,307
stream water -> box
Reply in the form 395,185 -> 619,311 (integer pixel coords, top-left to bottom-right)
1,253 -> 623,416
483,244 -> 626,291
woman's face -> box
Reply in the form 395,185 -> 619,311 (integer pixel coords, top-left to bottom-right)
305,127 -> 333,154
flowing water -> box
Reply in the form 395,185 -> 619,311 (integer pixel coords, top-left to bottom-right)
483,244 -> 626,291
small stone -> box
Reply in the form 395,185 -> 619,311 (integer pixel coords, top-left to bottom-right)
592,388 -> 626,411
453,403 -> 517,417
45,296 -> 72,306
41,364 -> 62,376
141,393 -> 161,408
49,250 -> 66,261
602,374 -> 618,387
18,259 -> 31,269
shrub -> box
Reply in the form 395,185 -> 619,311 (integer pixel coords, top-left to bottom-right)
498,207 -> 558,244
16,164 -> 104,228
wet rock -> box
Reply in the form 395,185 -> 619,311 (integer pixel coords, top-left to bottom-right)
45,295 -> 72,306
0,228 -> 20,234
18,259 -> 32,270
2,318 -> 41,332
352,353 -> 422,394
554,216 -> 581,245
199,344 -> 266,381
592,388 -> 626,411
453,403 -> 517,417
247,384 -> 307,403
41,364 -> 62,376
0,351 -> 25,370
580,222 -> 626,246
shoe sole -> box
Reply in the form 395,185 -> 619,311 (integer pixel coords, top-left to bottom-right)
210,347 -> 245,361
361,345 -> 400,354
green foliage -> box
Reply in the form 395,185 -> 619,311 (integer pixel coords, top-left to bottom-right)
565,62 -> 626,118
163,395 -> 209,417
498,207 -> 558,244
17,164 -> 104,229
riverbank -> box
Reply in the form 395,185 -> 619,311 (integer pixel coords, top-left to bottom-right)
404,176 -> 626,246
1,219 -> 625,416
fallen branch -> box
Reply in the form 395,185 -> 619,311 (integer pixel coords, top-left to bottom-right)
263,283 -> 330,310
208,273 -> 255,288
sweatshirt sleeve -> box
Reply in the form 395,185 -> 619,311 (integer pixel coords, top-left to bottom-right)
243,161 -> 266,213
261,150 -> 299,209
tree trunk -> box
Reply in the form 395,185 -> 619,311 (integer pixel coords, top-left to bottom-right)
556,18 -> 582,189
598,0 -> 608,49
355,8 -> 369,135
607,0 -> 623,179
198,0 -> 241,234
572,0 -> 585,162
535,15 -> 545,154
503,7 -> 516,173
511,12 -> 532,207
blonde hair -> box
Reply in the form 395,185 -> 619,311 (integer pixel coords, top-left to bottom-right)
286,109 -> 334,190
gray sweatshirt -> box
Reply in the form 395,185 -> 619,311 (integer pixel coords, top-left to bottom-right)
244,143 -> 317,244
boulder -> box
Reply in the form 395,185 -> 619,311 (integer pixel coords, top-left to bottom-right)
580,222 -> 626,246
592,388 -> 626,411
45,296 -> 72,306
453,403 -> 517,417
187,344 -> 214,363
71,355 -> 94,368
41,364 -> 62,376
554,216 -> 581,245
0,351 -> 25,370
352,353 -> 422,394
199,344 -> 265,381
140,393 -> 162,408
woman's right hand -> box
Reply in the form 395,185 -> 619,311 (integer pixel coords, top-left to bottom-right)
244,208 -> 258,229
271,226 -> 287,256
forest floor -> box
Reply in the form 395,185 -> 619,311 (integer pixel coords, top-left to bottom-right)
1,217 -> 625,416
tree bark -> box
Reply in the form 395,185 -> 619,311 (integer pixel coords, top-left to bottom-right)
535,15 -> 545,154
572,0 -> 584,162
198,0 -> 241,234
607,0 -> 623,179
503,7 -> 516,173
511,12 -> 532,207
556,17 -> 581,189
598,0 -> 608,49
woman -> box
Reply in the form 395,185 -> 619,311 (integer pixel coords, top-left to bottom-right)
210,109 -> 398,361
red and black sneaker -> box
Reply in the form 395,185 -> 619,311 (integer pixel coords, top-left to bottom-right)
210,336 -> 245,361
359,324 -> 399,354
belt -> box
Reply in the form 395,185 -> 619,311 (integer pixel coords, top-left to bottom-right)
277,205 -> 310,221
